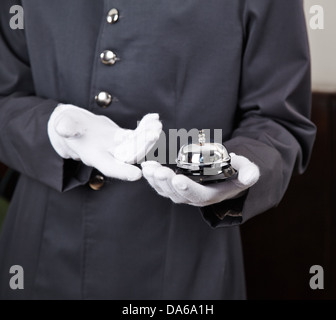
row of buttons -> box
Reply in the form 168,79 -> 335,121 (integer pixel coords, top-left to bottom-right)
89,8 -> 120,190
94,8 -> 120,108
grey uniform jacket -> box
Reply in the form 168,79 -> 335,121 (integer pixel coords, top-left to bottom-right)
0,0 -> 316,299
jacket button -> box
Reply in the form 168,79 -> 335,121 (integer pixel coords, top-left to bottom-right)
100,50 -> 118,65
89,174 -> 105,191
95,91 -> 112,107
107,8 -> 119,24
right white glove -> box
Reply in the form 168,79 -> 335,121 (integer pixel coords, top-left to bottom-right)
48,104 -> 162,181
141,153 -> 260,207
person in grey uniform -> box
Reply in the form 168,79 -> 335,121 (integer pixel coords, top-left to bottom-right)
0,0 -> 316,299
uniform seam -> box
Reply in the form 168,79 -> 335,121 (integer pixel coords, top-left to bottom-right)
80,186 -> 90,300
31,183 -> 50,298
87,1 -> 108,112
81,1 -> 108,300
159,204 -> 175,299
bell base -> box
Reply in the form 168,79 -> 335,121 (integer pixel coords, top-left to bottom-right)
175,165 -> 238,185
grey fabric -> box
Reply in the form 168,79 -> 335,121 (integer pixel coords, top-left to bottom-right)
0,0 -> 315,299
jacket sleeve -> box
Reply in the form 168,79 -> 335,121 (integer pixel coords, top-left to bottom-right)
201,0 -> 316,227
0,0 -> 92,192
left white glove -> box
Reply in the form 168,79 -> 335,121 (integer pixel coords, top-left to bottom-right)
141,153 -> 260,207
48,104 -> 162,181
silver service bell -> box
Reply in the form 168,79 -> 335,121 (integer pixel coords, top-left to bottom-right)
175,130 -> 237,184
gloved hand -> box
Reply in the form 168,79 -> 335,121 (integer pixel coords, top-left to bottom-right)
48,104 -> 162,181
141,153 -> 260,207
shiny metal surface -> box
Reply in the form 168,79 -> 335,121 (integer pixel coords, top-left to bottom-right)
107,8 -> 119,24
100,50 -> 118,65
176,130 -> 231,171
176,130 -> 237,184
89,174 -> 105,191
95,91 -> 112,107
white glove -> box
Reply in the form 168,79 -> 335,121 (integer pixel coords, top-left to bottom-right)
141,153 -> 260,207
48,104 -> 162,181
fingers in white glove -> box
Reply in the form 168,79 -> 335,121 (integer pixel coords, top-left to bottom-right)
136,113 -> 160,129
104,159 -> 143,181
229,153 -> 260,187
141,161 -> 163,192
80,150 -> 142,181
48,105 -> 160,182
142,162 -> 212,206
141,161 -> 235,207
48,105 -> 84,159
141,153 -> 260,207
54,113 -> 86,139
142,161 -> 186,203
112,113 -> 162,164
171,174 -> 228,206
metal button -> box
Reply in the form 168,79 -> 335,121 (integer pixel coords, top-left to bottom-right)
89,174 -> 105,191
107,8 -> 119,24
95,91 -> 112,107
100,50 -> 118,65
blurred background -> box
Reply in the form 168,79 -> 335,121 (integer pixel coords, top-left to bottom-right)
0,0 -> 335,299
